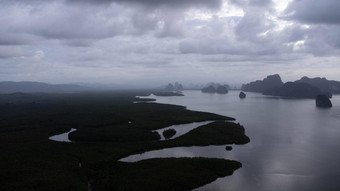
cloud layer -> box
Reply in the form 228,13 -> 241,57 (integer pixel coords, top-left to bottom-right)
0,0 -> 340,85
68,0 -> 222,9
285,0 -> 340,24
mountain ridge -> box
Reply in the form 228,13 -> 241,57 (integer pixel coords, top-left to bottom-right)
0,81 -> 90,94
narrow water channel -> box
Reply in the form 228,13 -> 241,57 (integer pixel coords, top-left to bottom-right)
154,121 -> 213,140
49,128 -> 76,142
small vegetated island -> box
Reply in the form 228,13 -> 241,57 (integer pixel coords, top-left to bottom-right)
151,82 -> 185,97
201,83 -> 229,94
169,121 -> 250,146
316,94 -> 332,108
0,89 -> 249,191
163,128 -> 176,139
239,91 -> 246,99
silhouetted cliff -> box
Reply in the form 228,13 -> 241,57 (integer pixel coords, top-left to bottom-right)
201,85 -> 217,93
164,82 -> 183,91
296,76 -> 340,95
242,74 -> 283,93
201,83 -> 229,94
263,82 -> 323,98
216,86 -> 228,94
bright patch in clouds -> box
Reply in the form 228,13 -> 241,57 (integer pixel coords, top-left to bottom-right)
273,0 -> 293,12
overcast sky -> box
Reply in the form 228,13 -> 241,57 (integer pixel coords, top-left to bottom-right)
1,0 -> 340,86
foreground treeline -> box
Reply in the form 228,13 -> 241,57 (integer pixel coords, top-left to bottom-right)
0,91 -> 249,191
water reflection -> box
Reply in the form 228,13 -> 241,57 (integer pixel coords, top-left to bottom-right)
140,90 -> 340,191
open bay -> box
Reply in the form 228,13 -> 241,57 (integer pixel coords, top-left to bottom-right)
137,90 -> 340,191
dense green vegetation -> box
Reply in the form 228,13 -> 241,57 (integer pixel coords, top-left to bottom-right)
0,91 -> 248,191
225,146 -> 233,151
90,158 -> 241,191
68,102 -> 231,142
173,121 -> 250,146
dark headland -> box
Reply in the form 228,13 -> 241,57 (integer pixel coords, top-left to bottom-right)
242,74 -> 339,99
263,82 -> 323,99
296,76 -> 340,95
242,74 -> 283,93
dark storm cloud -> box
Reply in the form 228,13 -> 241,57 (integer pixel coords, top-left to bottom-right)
1,0 -> 222,9
1,0 -> 340,84
0,46 -> 31,59
62,39 -> 96,47
131,12 -> 158,34
284,0 -> 340,24
67,0 -> 222,9
178,37 -> 289,56
234,9 -> 273,43
0,0 -> 216,47
0,32 -> 41,45
0,2 -> 135,46
302,25 -> 340,56
282,0 -> 340,56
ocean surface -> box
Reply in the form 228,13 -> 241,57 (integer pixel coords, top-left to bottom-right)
126,90 -> 340,191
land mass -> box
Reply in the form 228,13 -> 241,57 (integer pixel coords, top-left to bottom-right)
0,91 -> 246,191
171,121 -> 250,146
91,158 -> 241,191
201,83 -> 229,94
242,74 -> 283,93
316,94 -> 332,108
0,81 -> 90,94
243,74 -> 337,98
263,82 -> 324,99
296,76 -> 340,94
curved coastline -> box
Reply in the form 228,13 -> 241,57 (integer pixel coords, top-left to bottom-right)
1,90 -> 250,191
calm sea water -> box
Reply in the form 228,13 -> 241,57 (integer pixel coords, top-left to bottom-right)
127,90 -> 340,191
